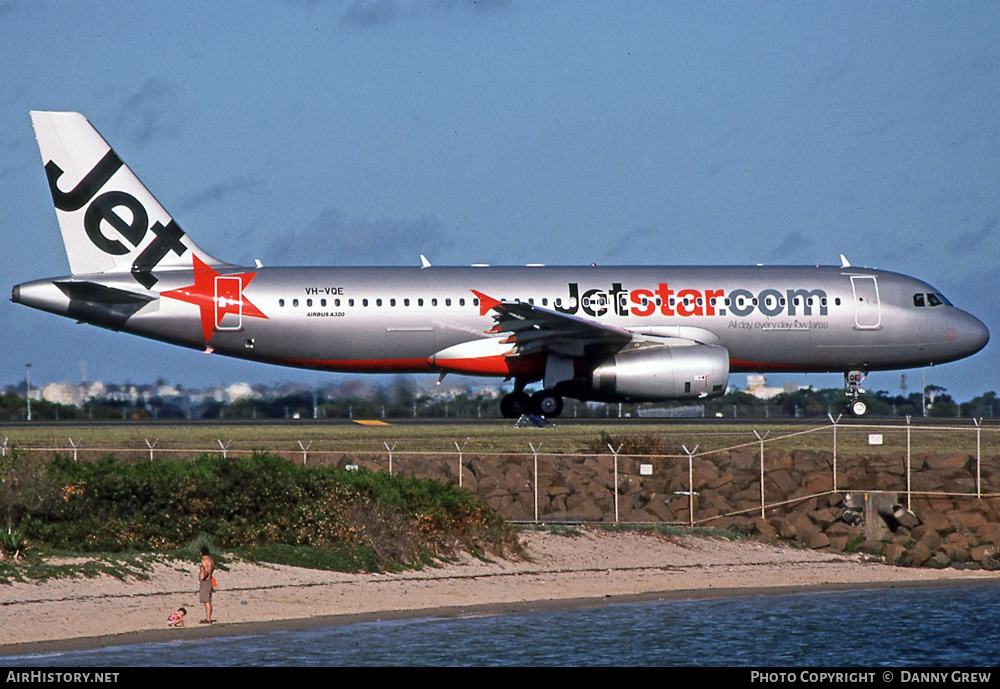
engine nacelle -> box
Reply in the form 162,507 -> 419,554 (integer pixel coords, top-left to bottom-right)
587,342 -> 729,402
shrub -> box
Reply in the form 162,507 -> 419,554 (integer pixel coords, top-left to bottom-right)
25,452 -> 518,570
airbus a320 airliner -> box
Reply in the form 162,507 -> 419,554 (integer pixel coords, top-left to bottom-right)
12,112 -> 990,417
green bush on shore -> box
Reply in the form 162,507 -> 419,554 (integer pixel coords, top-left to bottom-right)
17,452 -> 519,571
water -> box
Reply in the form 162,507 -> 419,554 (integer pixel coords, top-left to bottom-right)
7,584 -> 1000,666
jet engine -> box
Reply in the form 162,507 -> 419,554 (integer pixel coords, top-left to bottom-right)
586,342 -> 729,402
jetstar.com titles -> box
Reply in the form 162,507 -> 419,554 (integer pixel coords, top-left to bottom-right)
554,282 -> 830,319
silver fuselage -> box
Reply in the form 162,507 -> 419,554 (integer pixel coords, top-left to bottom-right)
13,263 -> 990,381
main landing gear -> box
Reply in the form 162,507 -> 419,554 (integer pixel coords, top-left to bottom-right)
499,387 -> 564,419
845,370 -> 868,416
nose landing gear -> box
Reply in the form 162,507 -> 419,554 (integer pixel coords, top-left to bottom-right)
845,370 -> 868,416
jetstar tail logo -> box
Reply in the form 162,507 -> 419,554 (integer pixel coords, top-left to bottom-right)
161,256 -> 268,343
45,149 -> 188,289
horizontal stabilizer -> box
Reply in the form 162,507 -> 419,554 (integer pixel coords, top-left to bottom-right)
55,280 -> 155,328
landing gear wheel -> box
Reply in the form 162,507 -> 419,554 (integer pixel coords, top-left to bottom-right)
844,370 -> 868,418
500,391 -> 531,418
531,390 -> 564,418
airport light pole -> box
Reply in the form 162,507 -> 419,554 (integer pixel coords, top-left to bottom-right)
25,363 -> 32,422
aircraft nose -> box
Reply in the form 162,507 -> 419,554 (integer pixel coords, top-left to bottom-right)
955,311 -> 990,355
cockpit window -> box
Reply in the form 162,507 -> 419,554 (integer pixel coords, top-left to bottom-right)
914,292 -> 952,308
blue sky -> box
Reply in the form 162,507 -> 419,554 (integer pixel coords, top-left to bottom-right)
0,1 -> 997,401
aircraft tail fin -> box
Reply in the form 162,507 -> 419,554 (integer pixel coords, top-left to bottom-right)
30,111 -> 225,288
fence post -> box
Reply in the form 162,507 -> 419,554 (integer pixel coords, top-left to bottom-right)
298,440 -> 312,466
454,440 -> 468,488
608,443 -> 623,523
529,442 -> 541,523
974,418 -> 983,499
905,416 -> 912,511
145,438 -> 157,462
753,431 -> 769,518
682,444 -> 698,527
218,439 -> 232,460
827,413 -> 842,492
383,441 -> 397,475
68,437 -> 82,463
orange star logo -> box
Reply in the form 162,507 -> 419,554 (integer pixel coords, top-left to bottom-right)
161,255 -> 268,344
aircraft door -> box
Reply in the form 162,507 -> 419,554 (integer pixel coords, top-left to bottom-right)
850,275 -> 881,329
214,276 -> 243,331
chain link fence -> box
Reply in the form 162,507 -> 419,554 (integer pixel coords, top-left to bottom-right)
5,419 -> 999,526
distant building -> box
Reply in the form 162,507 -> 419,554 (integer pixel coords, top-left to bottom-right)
39,380 -> 110,406
746,375 -> 810,400
224,382 -> 256,402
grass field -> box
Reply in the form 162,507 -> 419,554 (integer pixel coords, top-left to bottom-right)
1,418 -> 997,462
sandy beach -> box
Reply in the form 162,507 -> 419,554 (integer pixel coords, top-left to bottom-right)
2,529 -> 998,656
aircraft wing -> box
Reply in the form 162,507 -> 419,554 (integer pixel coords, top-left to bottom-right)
472,290 -> 633,358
